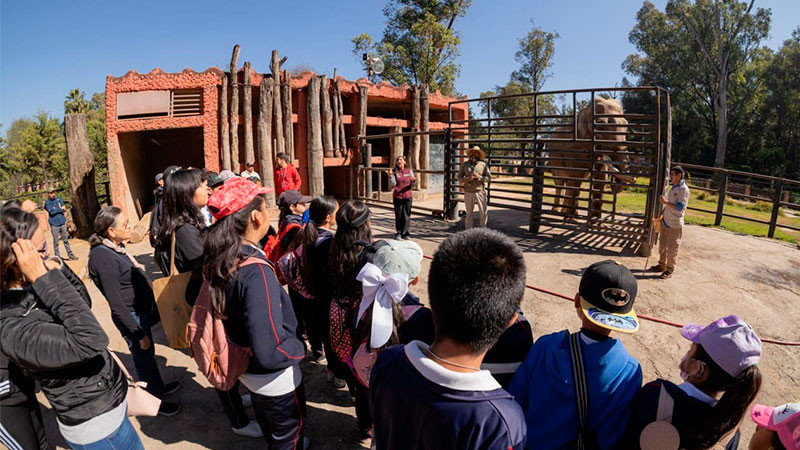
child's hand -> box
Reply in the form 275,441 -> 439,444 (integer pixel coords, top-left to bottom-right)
11,239 -> 48,283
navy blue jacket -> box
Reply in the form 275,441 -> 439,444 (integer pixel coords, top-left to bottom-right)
222,245 -> 305,374
44,197 -> 67,227
370,342 -> 527,450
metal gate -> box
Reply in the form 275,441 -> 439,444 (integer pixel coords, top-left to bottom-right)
444,87 -> 671,246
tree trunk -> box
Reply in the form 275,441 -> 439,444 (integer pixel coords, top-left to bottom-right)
337,79 -> 346,155
332,69 -> 340,155
320,75 -> 334,157
64,114 -> 99,237
229,45 -> 240,172
219,74 -> 231,171
242,61 -> 255,166
715,74 -> 728,167
270,50 -> 285,156
390,125 -> 404,168
357,85 -> 369,196
282,70 -> 294,161
420,84 -> 430,189
306,77 -> 324,197
258,77 -> 276,207
408,86 -> 420,173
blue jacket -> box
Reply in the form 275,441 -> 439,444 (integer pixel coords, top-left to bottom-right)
508,330 -> 642,450
44,197 -> 66,227
370,341 -> 527,450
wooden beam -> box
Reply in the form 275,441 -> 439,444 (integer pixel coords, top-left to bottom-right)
409,85 -> 421,175
389,125 -> 404,169
332,69 -> 340,157
242,61 -> 255,166
282,69 -> 294,161
258,77 -> 276,207
335,75 -> 346,156
270,50 -> 285,156
357,85 -> 369,196
320,74 -> 334,157
420,84 -> 430,189
64,113 -> 99,237
219,74 -> 231,171
306,77 -> 324,197
229,44 -> 240,172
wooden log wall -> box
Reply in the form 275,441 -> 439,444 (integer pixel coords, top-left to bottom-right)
258,76 -> 276,207
420,84 -> 430,189
306,77 -> 324,197
219,74 -> 231,171
409,86 -> 421,174
320,75 -> 334,157
282,70 -> 294,161
242,61 -> 255,165
335,76 -> 346,156
64,113 -> 99,237
390,125 -> 404,169
331,70 -> 340,157
357,85 -> 369,196
229,45 -> 241,172
270,50 -> 284,156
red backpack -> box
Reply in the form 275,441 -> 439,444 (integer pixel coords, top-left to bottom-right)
263,222 -> 302,284
186,257 -> 268,391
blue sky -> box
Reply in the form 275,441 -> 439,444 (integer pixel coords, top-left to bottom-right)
1,0 -> 798,130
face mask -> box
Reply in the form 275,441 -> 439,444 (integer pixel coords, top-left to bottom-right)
679,353 -> 705,382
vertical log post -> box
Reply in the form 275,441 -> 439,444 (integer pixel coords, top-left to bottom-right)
219,74 -> 231,170
307,77 -> 324,197
258,77 -> 276,207
332,69 -> 340,156
357,85 -> 369,197
336,76 -> 346,156
282,70 -> 294,161
420,84 -> 430,189
390,126 -> 404,168
64,113 -> 99,237
409,86 -> 421,175
715,171 -> 728,227
270,50 -> 285,156
768,180 -> 783,238
242,61 -> 255,166
229,45 -> 241,173
320,75 -> 334,157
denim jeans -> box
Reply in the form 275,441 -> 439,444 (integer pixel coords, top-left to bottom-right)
111,309 -> 166,397
64,415 -> 144,450
50,224 -> 75,258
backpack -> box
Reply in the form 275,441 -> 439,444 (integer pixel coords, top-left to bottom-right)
186,257 -> 267,391
264,222 -> 302,265
277,244 -> 311,298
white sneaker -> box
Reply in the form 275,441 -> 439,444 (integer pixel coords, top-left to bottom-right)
241,394 -> 253,409
232,422 -> 263,438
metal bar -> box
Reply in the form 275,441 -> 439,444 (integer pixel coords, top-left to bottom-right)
686,206 -> 718,215
448,86 -> 661,105
677,162 -> 800,186
722,212 -> 771,225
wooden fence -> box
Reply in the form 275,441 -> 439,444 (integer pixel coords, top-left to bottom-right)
675,162 -> 800,238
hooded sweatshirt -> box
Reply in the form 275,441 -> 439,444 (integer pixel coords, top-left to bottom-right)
370,341 -> 527,450
507,330 -> 642,450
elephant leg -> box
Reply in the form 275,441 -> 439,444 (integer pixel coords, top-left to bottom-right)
553,178 -> 564,213
590,171 -> 606,220
564,179 -> 581,222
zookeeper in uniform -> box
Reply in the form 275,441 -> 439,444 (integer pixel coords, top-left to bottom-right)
651,165 -> 690,279
458,146 -> 491,229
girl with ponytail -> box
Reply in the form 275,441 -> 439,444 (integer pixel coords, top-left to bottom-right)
629,315 -> 762,449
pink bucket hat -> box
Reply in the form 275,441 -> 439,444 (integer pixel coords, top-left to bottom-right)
751,400 -> 800,450
680,315 -> 761,378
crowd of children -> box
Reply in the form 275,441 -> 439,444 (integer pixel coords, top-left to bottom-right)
0,166 -> 797,450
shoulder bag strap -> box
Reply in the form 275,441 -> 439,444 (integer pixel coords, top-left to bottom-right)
568,332 -> 591,450
169,233 -> 177,277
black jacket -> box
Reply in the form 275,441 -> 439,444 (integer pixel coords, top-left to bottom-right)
157,223 -> 204,276
0,270 -> 126,425
223,245 -> 305,374
309,228 -> 334,300
88,244 -> 155,340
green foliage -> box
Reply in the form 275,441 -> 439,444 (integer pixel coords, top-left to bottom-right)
351,0 -> 471,95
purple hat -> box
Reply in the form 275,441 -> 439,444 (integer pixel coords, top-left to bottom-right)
681,315 -> 761,378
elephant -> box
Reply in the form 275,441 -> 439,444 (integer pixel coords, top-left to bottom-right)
545,97 -> 635,221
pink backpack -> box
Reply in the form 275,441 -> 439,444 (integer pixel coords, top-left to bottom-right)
186,257 -> 266,391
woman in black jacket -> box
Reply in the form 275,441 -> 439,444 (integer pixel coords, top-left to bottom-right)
155,168 -> 209,276
203,177 -> 307,449
0,208 -> 144,449
88,206 -> 180,416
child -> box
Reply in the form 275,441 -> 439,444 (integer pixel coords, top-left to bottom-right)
508,259 -> 643,450
749,399 -> 799,450
370,228 -> 527,450
202,178 -> 307,448
628,315 -> 762,450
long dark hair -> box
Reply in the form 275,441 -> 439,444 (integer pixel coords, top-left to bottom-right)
157,168 -> 205,247
0,208 -> 39,291
329,200 -> 372,299
89,206 -> 123,246
300,195 -> 338,295
681,344 -> 762,449
202,195 -> 266,315
351,301 -> 406,355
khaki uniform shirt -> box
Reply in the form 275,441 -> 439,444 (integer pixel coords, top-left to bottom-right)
459,159 -> 491,193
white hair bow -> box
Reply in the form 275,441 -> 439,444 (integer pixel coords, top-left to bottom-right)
356,263 -> 409,349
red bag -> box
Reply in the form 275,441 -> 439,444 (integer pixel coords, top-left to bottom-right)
186,257 -> 268,391
264,222 -> 301,285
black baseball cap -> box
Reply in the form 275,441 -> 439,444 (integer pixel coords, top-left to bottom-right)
578,260 -> 639,333
277,190 -> 312,208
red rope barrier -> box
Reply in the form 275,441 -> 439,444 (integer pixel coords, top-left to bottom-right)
421,254 -> 800,346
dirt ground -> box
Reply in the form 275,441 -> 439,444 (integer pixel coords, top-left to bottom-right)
34,201 -> 799,450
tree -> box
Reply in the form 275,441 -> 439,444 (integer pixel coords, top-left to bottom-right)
626,0 -> 770,167
761,28 -> 800,178
65,88 -> 91,114
3,113 -> 67,187
351,0 -> 471,95
512,23 -> 560,92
